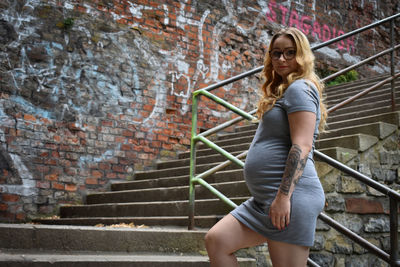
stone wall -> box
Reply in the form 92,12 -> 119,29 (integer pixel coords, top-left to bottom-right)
0,0 -> 399,221
235,127 -> 400,267
311,129 -> 400,266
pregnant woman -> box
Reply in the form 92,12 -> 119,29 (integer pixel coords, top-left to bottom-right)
205,27 -> 327,267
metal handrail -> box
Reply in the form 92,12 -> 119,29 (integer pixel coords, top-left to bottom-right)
188,13 -> 400,266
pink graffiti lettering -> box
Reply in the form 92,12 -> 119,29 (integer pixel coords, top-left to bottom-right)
279,5 -> 288,25
300,15 -> 312,35
322,24 -> 331,42
266,1 -> 354,53
312,21 -> 321,40
289,10 -> 300,28
267,1 -> 277,22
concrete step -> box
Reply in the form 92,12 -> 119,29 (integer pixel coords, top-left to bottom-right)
316,133 -> 379,152
134,160 -> 243,180
156,151 -> 243,170
316,147 -> 358,164
178,142 -> 250,160
325,79 -> 399,101
327,111 -> 399,129
320,121 -> 397,140
59,197 -> 247,218
87,181 -> 249,204
327,96 -> 399,116
325,82 -> 399,104
0,223 -> 206,254
326,106 -> 394,123
196,135 -> 254,150
111,169 -> 245,191
0,251 -> 219,267
324,74 -> 390,92
0,224 -> 256,267
33,215 -> 222,228
217,129 -> 257,141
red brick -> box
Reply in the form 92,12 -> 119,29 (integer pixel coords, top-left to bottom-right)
112,165 -> 125,173
91,170 -> 103,179
65,184 -> 77,191
345,198 -> 384,214
85,178 -> 98,185
16,213 -> 26,220
52,182 -> 65,190
2,194 -> 20,202
24,114 -> 36,122
0,203 -> 8,211
45,173 -> 58,181
37,181 -> 50,189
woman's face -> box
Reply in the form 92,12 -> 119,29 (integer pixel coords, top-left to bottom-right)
270,35 -> 298,83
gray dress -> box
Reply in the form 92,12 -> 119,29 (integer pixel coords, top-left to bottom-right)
231,79 -> 325,247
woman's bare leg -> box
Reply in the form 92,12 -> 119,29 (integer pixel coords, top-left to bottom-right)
267,238 -> 309,267
205,214 -> 268,267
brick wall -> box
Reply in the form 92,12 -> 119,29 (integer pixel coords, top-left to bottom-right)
0,0 -> 399,221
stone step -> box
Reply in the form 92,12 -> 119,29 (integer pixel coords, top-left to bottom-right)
87,180 -> 249,204
316,134 -> 379,152
156,151 -> 243,170
178,142 -> 250,160
316,147 -> 358,164
0,251 -> 218,267
320,121 -> 397,140
217,129 -> 256,141
323,74 -> 389,92
326,106 -> 394,123
111,169 -> 245,191
0,224 -> 256,267
59,197 -> 246,218
327,111 -> 400,129
0,223 -> 206,254
134,160 -> 243,180
33,216 -> 221,228
325,80 -> 399,102
327,96 -> 399,116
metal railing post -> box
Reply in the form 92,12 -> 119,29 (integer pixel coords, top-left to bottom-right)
390,19 -> 396,111
188,93 -> 199,230
389,197 -> 399,266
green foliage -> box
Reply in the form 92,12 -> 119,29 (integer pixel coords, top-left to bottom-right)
56,18 -> 75,30
319,69 -> 359,87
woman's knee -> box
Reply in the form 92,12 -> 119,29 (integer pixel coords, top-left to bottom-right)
204,228 -> 221,250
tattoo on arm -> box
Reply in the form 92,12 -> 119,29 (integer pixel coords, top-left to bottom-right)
279,144 -> 308,195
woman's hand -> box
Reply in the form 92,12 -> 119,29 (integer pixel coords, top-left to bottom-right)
269,193 -> 291,230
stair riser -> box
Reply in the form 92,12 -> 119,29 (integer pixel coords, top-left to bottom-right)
157,152 -> 243,170
217,130 -> 257,141
327,111 -> 399,129
316,134 -> 378,152
327,97 -> 398,116
327,107 -> 394,124
60,199 -> 246,218
325,80 -> 400,98
0,224 -> 206,254
0,261 -> 213,267
320,122 -> 397,140
88,182 -> 250,204
112,170 -> 245,191
134,162 -> 242,180
34,217 -> 221,228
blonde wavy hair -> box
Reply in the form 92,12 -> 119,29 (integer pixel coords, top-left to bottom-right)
256,27 -> 327,132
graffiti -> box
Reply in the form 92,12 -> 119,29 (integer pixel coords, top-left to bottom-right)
0,0 -> 389,202
266,1 -> 354,53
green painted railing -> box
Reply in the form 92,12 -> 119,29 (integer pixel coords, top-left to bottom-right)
188,13 -> 400,266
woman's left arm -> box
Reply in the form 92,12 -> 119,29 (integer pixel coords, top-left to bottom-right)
269,110 -> 316,230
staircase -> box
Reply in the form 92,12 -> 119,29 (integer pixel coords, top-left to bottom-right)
1,75 -> 399,266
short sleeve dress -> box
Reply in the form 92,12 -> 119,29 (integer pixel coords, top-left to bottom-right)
230,79 -> 325,247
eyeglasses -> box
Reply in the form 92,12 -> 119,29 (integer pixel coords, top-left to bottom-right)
269,48 -> 296,60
